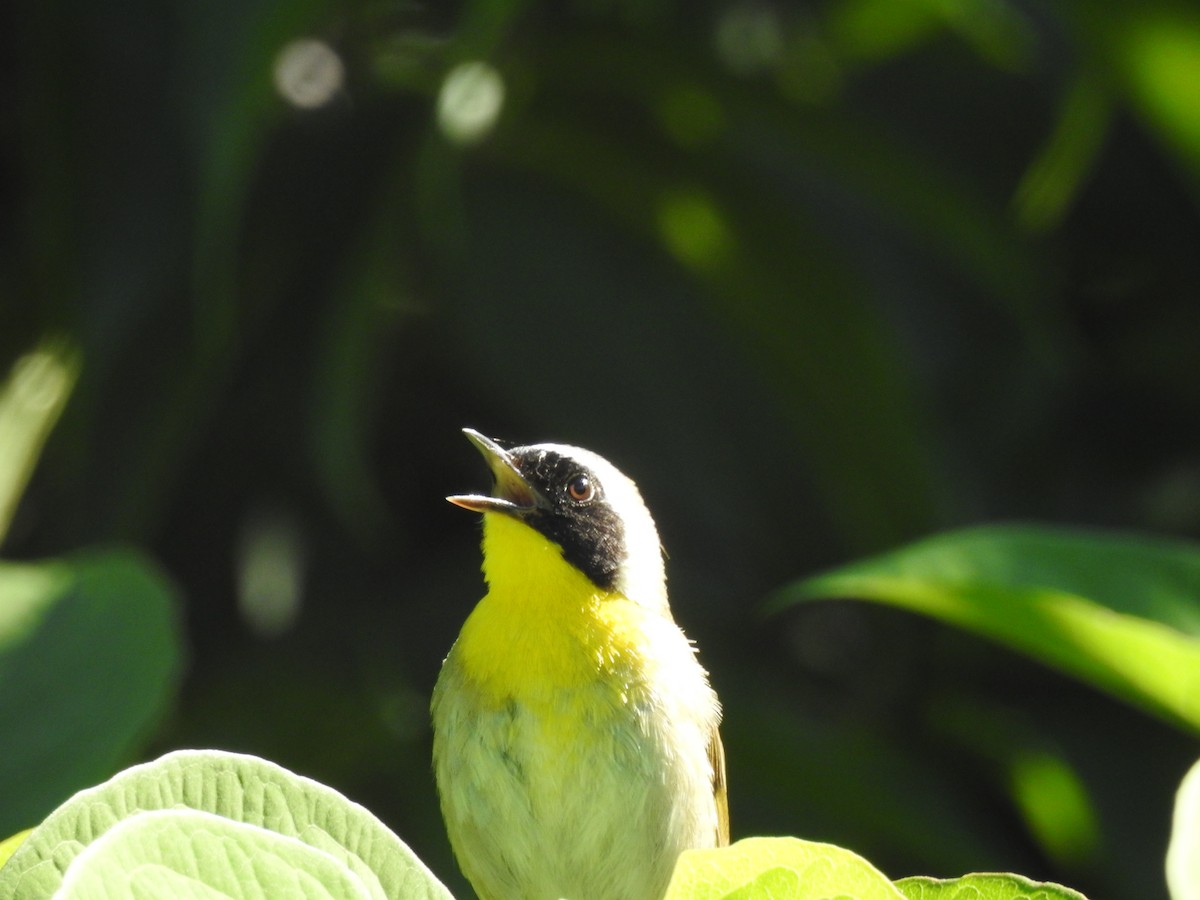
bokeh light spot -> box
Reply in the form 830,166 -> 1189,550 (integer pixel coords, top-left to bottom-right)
237,509 -> 306,638
657,189 -> 735,272
437,61 -> 505,145
715,4 -> 784,76
274,39 -> 345,109
1010,750 -> 1100,867
658,86 -> 725,147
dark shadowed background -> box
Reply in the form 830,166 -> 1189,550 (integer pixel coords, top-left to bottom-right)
4,1 -> 1200,898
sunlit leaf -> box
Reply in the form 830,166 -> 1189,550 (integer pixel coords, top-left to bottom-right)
0,749 -> 452,900
896,872 -> 1089,899
1167,757 -> 1200,900
1114,8 -> 1200,182
774,525 -> 1200,731
0,341 -> 78,546
664,836 -> 904,899
57,809 -> 373,899
0,831 -> 30,871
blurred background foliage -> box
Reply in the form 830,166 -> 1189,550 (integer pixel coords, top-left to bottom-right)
3,0 -> 1200,898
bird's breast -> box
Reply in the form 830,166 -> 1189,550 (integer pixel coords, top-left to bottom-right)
454,512 -> 661,707
453,582 -> 653,713
432,614 -> 722,900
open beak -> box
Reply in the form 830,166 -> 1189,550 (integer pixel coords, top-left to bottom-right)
447,429 -> 541,516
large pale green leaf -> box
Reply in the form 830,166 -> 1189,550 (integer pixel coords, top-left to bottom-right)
664,836 -> 904,900
1168,757 -> 1200,900
55,810 -> 371,900
0,549 -> 182,835
0,749 -> 451,900
896,873 -> 1089,899
774,525 -> 1200,732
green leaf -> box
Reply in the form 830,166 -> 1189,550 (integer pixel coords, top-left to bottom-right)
0,549 -> 182,835
774,524 -> 1200,732
55,810 -> 372,900
1012,74 -> 1112,235
0,748 -> 452,900
721,866 -> 803,899
1106,6 -> 1200,192
0,341 -> 78,546
1167,757 -> 1200,900
0,831 -> 30,870
664,836 -> 904,900
895,872 -> 1089,899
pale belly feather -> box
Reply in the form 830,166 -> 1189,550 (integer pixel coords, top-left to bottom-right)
432,635 -> 719,900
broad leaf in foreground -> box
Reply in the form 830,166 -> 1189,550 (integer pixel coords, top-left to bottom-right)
896,873 -> 1089,899
774,525 -> 1200,732
664,835 -> 904,899
0,749 -> 452,900
57,809 -> 374,899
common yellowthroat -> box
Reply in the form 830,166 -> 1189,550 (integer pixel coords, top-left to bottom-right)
432,429 -> 728,900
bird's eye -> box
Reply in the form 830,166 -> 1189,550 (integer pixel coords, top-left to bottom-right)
566,474 -> 594,502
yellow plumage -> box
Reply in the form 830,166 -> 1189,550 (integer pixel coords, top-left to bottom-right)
456,514 -> 648,702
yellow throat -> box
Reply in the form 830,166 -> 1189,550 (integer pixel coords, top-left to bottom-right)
454,511 -> 649,705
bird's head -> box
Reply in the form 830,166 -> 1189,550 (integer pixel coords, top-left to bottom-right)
448,428 -> 668,614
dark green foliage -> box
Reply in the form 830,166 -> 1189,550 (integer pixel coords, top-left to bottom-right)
4,2 -> 1200,898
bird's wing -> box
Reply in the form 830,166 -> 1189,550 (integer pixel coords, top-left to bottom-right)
709,725 -> 729,846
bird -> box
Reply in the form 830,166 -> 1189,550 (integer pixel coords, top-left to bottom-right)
432,428 -> 727,900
